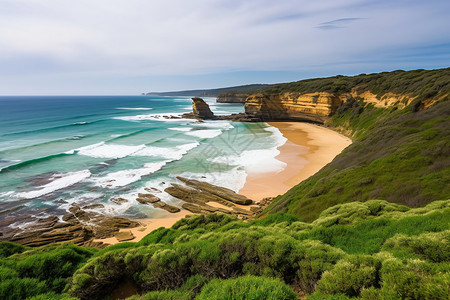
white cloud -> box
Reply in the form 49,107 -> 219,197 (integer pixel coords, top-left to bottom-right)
0,0 -> 449,94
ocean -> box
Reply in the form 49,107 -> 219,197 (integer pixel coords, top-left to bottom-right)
0,96 -> 286,224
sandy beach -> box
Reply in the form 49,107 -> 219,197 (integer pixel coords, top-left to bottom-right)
98,122 -> 351,245
238,122 -> 352,201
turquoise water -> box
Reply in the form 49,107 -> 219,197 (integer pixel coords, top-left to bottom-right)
0,96 -> 286,222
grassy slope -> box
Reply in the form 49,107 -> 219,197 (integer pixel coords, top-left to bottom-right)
266,71 -> 450,222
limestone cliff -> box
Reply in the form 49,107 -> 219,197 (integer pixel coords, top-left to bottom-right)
216,93 -> 248,103
244,92 -> 341,123
243,90 -> 425,123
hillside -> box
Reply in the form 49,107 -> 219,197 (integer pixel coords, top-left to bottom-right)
144,84 -> 268,97
243,68 -> 450,123
264,69 -> 450,221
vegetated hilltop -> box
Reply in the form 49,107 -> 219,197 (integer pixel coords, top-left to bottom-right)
264,68 -> 450,221
1,200 -> 448,299
244,68 -> 450,123
145,84 -> 268,97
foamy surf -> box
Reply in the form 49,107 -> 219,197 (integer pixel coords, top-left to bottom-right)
185,129 -> 223,139
114,113 -> 187,122
176,167 -> 247,193
75,142 -> 146,159
208,148 -> 286,174
132,142 -> 200,160
91,161 -> 168,188
168,127 -> 192,132
15,170 -> 91,199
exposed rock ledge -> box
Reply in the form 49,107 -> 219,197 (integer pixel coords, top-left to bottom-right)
0,178 -> 272,248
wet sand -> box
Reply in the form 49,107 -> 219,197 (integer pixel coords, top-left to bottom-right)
93,210 -> 192,245
238,122 -> 352,201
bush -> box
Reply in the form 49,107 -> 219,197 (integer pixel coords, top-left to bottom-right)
316,256 -> 379,297
0,278 -> 47,300
196,276 -> 297,300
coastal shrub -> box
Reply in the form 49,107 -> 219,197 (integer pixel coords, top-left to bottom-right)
0,278 -> 47,300
0,241 -> 27,257
316,256 -> 380,297
15,244 -> 95,292
377,258 -> 447,299
196,275 -> 297,300
27,292 -> 79,300
128,275 -> 208,300
382,231 -> 450,262
67,198 -> 449,299
307,292 -> 351,300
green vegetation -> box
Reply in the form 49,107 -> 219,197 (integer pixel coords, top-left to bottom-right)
0,243 -> 95,299
261,68 -> 450,99
267,93 -> 449,222
1,204 -> 448,300
196,276 -> 297,300
52,202 -> 450,299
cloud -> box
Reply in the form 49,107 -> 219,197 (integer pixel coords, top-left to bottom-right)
316,18 -> 366,30
0,0 -> 449,94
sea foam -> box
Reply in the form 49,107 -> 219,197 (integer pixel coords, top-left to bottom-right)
185,129 -> 223,139
91,161 -> 168,188
132,142 -> 200,160
208,148 -> 286,174
15,170 -> 91,199
75,142 -> 146,159
114,113 -> 187,122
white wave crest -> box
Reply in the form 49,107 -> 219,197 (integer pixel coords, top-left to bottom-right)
15,170 -> 91,199
168,127 -> 192,132
91,161 -> 167,188
76,142 -> 146,159
114,113 -> 187,122
132,142 -> 199,160
185,129 -> 222,139
208,148 -> 286,174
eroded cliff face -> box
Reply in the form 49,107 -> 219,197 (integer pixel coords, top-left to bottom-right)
245,92 -> 341,123
244,90 -> 423,123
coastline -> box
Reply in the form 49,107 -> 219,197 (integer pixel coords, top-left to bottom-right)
238,122 -> 352,201
94,122 -> 352,245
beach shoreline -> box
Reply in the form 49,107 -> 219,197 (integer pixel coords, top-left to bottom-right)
238,122 -> 352,201
98,122 -> 352,245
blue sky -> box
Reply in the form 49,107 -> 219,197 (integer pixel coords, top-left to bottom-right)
0,0 -> 449,95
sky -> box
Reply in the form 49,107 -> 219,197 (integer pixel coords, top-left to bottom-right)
0,0 -> 449,95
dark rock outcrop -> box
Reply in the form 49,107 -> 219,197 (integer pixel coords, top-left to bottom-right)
165,177 -> 255,219
176,176 -> 253,205
192,97 -> 215,119
136,193 -> 180,213
1,204 -> 140,248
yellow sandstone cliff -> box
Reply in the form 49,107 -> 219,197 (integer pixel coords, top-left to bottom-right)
244,90 -> 418,123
